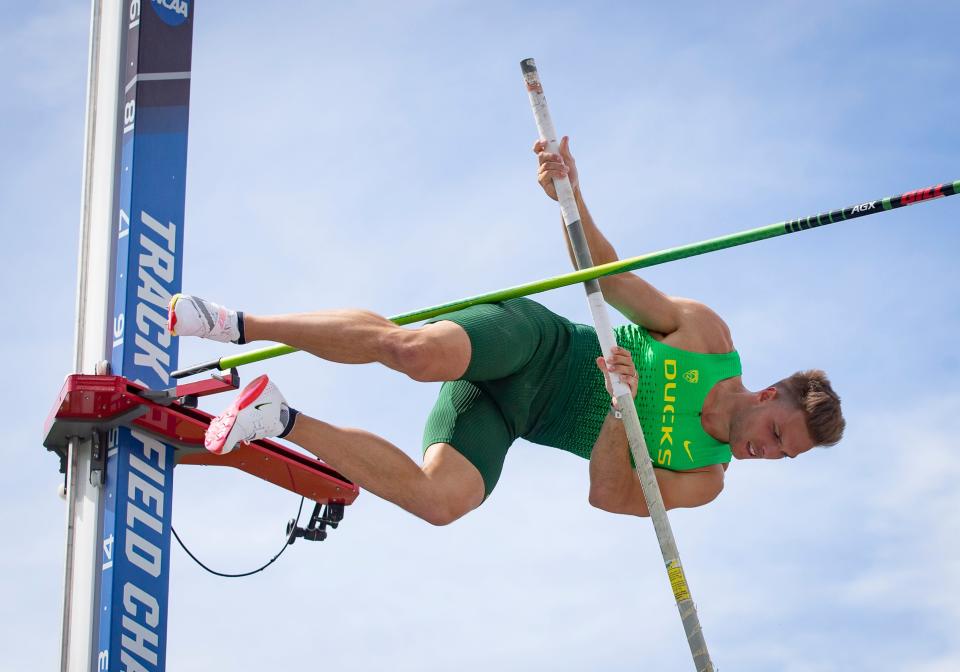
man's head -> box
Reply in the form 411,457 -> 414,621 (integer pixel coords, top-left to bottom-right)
729,370 -> 845,461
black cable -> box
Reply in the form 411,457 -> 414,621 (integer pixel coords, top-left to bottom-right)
171,497 -> 304,578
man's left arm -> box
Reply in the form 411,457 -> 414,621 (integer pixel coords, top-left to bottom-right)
588,415 -> 725,517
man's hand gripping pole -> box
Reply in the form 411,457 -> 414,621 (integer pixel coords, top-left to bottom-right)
521,58 -> 715,672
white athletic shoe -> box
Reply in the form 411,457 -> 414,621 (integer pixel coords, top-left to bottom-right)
168,293 -> 240,343
205,374 -> 288,455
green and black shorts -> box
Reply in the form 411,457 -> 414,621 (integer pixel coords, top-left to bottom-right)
422,298 -> 609,499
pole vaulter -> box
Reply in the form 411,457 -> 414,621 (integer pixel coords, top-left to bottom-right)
159,61 -> 955,671
170,59 -> 960,672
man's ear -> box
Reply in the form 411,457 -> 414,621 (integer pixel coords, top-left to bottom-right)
758,387 -> 778,402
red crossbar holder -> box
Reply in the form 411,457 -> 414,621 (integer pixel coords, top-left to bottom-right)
44,374 -> 359,505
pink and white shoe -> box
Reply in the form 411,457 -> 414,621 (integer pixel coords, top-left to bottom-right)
205,374 -> 288,455
168,293 -> 240,343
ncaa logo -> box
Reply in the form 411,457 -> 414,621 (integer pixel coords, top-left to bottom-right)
683,370 -> 699,384
152,0 -> 190,26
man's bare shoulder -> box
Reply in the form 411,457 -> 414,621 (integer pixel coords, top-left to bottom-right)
658,298 -> 734,353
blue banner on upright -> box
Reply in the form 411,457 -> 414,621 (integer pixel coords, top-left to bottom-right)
97,2 -> 193,670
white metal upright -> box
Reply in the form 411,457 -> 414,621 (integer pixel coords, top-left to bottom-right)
63,2 -> 125,670
61,1 -> 194,669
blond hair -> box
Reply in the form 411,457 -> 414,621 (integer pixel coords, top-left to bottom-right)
775,370 -> 845,447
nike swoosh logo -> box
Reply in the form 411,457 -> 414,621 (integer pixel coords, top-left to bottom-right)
254,402 -> 271,410
683,440 -> 694,461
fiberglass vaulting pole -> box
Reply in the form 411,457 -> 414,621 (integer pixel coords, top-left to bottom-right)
520,58 -> 715,672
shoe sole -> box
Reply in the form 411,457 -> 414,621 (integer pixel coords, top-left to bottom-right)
205,374 -> 270,455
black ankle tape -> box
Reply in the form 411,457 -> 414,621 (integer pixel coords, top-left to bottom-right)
278,407 -> 299,439
235,311 -> 246,345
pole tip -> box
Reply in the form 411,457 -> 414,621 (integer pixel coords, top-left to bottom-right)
520,58 -> 538,74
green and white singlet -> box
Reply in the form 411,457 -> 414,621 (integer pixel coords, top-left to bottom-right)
541,322 -> 742,470
422,298 -> 742,497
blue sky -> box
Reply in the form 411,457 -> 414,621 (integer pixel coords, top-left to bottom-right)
3,2 -> 959,670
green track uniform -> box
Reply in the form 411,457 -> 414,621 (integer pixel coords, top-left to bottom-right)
422,298 -> 742,498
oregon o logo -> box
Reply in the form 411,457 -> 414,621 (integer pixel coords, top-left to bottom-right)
152,0 -> 189,26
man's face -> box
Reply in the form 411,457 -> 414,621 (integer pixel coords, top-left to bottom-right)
728,388 -> 815,460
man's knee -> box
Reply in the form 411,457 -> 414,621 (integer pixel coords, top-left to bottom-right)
414,484 -> 482,526
381,331 -> 437,381
421,500 -> 471,526
381,325 -> 469,382
416,451 -> 485,525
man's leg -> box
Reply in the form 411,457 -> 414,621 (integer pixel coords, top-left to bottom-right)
182,298 -> 523,520
169,294 -> 471,382
286,414 -> 484,526
243,310 -> 471,382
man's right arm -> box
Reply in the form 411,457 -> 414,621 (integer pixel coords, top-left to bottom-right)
535,137 -> 683,335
